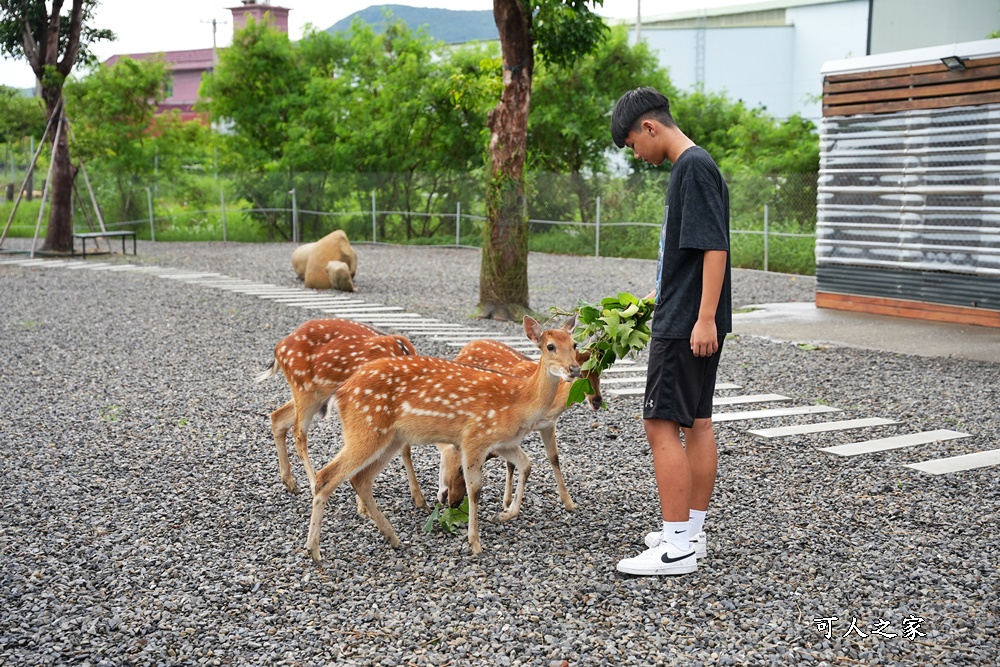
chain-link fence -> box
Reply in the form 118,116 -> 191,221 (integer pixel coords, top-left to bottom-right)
2,138 -> 40,204
3,165 -> 818,274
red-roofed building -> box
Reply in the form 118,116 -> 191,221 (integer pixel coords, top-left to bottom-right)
102,2 -> 290,123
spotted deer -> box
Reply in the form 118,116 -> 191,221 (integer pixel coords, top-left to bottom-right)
429,337 -> 604,513
304,316 -> 580,561
256,319 -> 420,496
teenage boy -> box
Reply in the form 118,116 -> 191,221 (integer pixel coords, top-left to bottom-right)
610,87 -> 732,576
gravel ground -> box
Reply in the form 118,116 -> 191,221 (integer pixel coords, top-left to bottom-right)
1,239 -> 996,666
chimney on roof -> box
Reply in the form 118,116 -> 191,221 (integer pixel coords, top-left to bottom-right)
230,2 -> 289,36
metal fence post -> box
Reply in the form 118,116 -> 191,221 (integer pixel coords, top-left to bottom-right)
595,195 -> 601,257
146,187 -> 155,242
371,189 -> 377,243
456,201 -> 461,246
220,187 -> 227,243
289,188 -> 298,243
763,203 -> 769,272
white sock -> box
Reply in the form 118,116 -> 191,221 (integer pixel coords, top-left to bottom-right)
689,509 -> 707,537
661,520 -> 689,550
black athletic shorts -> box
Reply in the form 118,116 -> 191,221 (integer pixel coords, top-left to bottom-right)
643,336 -> 726,428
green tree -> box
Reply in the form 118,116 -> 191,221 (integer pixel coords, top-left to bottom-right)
482,0 -> 608,320
0,0 -> 113,252
666,88 -> 818,175
65,55 -> 210,221
322,18 -> 492,240
0,85 -> 45,141
203,15 -> 495,241
529,25 -> 672,222
200,17 -> 311,238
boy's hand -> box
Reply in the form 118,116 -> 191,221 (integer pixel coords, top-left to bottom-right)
690,318 -> 718,357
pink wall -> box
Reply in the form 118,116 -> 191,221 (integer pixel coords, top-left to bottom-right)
170,70 -> 206,103
229,3 -> 290,34
102,4 -> 291,120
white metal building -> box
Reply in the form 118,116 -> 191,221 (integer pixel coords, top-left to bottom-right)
624,0 -> 999,122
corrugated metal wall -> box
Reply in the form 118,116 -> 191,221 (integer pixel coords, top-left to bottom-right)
817,48 -> 1000,323
817,104 -> 1000,278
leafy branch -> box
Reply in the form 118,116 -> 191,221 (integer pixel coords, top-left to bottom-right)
422,497 -> 470,534
551,291 -> 654,406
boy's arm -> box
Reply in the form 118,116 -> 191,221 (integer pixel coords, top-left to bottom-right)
690,249 -> 727,357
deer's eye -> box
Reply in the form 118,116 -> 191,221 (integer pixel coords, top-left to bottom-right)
547,343 -> 555,351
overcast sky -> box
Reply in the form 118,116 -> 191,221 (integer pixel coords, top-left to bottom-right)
1,0 -> 759,89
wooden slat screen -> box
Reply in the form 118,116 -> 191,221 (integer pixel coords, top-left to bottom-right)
823,56 -> 1000,117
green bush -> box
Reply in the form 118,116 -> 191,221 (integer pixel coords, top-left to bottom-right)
731,230 -> 815,275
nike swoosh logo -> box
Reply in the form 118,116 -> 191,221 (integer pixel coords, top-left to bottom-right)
661,550 -> 695,564
674,530 -> 685,534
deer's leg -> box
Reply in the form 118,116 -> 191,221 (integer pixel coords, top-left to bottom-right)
539,424 -> 576,510
494,443 -> 531,523
292,392 -> 327,492
306,430 -> 386,563
270,399 -> 299,493
461,447 -> 489,556
358,443 -> 426,517
400,444 -> 428,509
503,460 -> 515,510
437,443 -> 466,507
349,441 -> 404,548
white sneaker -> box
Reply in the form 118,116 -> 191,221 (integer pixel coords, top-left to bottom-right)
644,531 -> 708,559
616,542 -> 697,576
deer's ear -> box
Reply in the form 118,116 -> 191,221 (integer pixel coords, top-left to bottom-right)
561,314 -> 577,332
523,316 -> 541,343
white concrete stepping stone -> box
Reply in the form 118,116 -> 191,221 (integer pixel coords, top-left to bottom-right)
712,393 -> 791,406
713,404 -> 842,422
819,429 -> 971,457
63,262 -> 110,269
601,364 -> 645,373
905,449 -> 1000,474
318,306 -> 403,313
349,313 -> 423,321
164,272 -> 231,280
749,417 -> 899,438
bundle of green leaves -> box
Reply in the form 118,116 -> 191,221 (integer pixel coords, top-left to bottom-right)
422,497 -> 470,535
553,292 -> 654,407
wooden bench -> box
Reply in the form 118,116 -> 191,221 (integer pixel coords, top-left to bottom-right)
72,231 -> 137,259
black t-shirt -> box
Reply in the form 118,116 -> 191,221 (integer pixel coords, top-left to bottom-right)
651,146 -> 732,339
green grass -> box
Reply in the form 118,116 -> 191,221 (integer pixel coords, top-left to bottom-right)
0,199 -> 44,237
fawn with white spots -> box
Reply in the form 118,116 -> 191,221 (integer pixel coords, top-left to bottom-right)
430,337 -> 605,514
256,319 -> 421,496
305,316 -> 580,561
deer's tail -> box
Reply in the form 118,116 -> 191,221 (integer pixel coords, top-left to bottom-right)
255,358 -> 279,383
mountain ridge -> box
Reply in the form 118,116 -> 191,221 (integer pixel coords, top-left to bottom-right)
327,4 -> 498,44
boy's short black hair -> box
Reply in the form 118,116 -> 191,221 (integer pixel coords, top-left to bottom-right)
610,87 -> 675,148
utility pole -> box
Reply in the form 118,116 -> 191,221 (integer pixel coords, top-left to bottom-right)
201,17 -> 228,67
636,0 -> 642,44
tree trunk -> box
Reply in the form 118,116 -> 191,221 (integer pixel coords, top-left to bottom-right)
27,0 -> 88,254
41,95 -> 77,253
480,0 -> 534,321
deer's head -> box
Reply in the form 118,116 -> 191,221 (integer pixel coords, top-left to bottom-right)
525,315 -> 580,382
